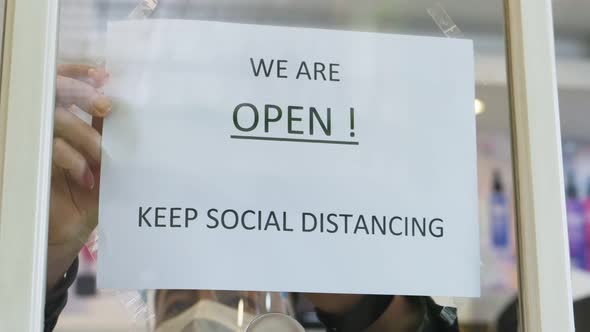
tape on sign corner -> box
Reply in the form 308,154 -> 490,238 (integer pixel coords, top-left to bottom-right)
440,306 -> 458,325
128,0 -> 160,20
426,4 -> 490,88
427,3 -> 464,39
116,289 -> 155,328
82,233 -> 154,329
91,0 -> 160,68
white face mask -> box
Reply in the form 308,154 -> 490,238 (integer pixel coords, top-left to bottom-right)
155,300 -> 255,332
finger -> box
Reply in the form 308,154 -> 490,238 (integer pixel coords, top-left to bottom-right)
54,107 -> 102,165
56,75 -> 112,117
52,137 -> 95,190
57,64 -> 109,88
88,67 -> 110,88
57,64 -> 94,78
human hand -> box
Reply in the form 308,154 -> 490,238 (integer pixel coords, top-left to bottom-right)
46,64 -> 110,289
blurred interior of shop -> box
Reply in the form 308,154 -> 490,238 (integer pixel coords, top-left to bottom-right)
52,1 -> 590,331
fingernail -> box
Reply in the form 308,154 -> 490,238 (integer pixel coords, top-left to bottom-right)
92,96 -> 112,115
88,68 -> 97,77
83,168 -> 95,190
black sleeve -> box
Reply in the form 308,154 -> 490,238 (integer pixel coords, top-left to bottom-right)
44,258 -> 78,332
316,296 -> 459,332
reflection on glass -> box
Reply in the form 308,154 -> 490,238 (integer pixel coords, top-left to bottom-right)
45,1 -> 530,332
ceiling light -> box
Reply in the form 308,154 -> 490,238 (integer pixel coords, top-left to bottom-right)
475,98 -> 486,115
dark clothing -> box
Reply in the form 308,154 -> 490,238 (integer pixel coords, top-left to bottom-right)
316,295 -> 458,332
44,258 -> 78,332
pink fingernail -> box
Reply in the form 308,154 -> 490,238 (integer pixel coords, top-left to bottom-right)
83,168 -> 95,190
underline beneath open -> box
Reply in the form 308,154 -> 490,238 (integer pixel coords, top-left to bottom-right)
230,135 -> 359,146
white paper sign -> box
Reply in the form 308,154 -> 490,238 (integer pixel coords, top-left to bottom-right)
98,20 -> 479,297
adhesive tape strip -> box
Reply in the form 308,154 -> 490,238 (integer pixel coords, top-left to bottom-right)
245,313 -> 305,332
427,3 -> 464,38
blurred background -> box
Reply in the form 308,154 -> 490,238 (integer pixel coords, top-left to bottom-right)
52,1 -> 589,331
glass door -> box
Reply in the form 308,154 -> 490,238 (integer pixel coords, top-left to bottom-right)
0,0 -> 574,331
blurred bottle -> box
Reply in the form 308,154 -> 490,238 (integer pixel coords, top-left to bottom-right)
566,172 -> 585,269
490,170 -> 509,256
75,246 -> 97,296
584,179 -> 590,270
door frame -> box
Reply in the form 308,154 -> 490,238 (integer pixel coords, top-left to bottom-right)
0,0 -> 575,331
0,0 -> 59,331
504,0 -> 575,330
